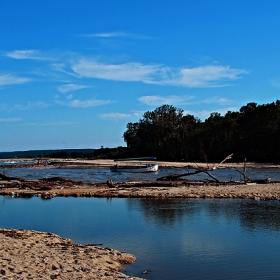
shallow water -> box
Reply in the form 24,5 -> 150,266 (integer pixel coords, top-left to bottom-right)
1,165 -> 279,183
1,197 -> 280,279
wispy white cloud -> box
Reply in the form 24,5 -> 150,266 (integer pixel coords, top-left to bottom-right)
0,118 -> 22,123
51,63 -> 79,77
139,95 -> 194,106
3,50 -> 248,91
203,96 -> 234,106
99,112 -> 131,121
72,59 -> 164,83
82,31 -> 154,40
57,83 -> 89,93
71,59 -> 247,88
0,74 -> 30,86
56,98 -> 112,108
165,65 -> 248,87
84,32 -> 128,38
6,50 -> 52,60
13,101 -> 49,110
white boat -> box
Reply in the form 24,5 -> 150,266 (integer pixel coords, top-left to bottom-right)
110,157 -> 159,173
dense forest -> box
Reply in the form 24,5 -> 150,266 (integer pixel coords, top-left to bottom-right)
122,100 -> 280,163
1,100 -> 279,163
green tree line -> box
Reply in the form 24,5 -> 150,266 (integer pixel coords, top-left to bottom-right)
123,101 -> 280,162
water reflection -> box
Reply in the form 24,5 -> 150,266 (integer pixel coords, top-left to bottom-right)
238,200 -> 280,232
1,197 -> 280,279
127,199 -> 197,227
128,198 -> 280,233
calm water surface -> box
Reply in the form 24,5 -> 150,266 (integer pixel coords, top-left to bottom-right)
1,196 -> 280,279
1,165 -> 280,183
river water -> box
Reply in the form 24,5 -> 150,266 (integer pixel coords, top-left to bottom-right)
1,165 -> 280,279
1,196 -> 280,280
1,165 -> 280,183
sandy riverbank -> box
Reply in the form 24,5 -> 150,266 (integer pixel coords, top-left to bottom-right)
1,180 -> 280,200
1,158 -> 280,169
0,159 -> 280,200
0,228 -> 143,280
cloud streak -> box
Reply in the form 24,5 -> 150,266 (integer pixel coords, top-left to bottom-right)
139,95 -> 195,106
82,31 -> 154,40
84,32 -> 128,38
6,50 -> 52,60
56,98 -> 112,108
167,65 -> 248,87
99,112 -> 131,121
0,74 -> 30,86
203,96 -> 234,105
13,101 -> 49,110
4,49 -> 248,88
71,59 -> 247,88
72,59 -> 164,83
57,83 -> 89,93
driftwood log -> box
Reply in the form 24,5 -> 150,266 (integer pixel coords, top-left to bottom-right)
157,154 -> 235,182
156,154 -> 266,184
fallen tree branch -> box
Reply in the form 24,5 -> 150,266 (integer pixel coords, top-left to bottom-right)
235,169 -> 253,183
157,169 -> 203,181
213,153 -> 233,170
157,153 -> 233,182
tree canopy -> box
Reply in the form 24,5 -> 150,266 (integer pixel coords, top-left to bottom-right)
123,100 -> 280,162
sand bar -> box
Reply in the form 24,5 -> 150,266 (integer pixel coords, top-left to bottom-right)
0,159 -> 279,200
0,228 -> 143,280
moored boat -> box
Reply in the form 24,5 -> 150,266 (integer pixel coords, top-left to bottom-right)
110,157 -> 159,173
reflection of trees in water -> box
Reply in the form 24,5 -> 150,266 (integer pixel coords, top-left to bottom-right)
127,198 -> 199,227
238,200 -> 280,232
205,199 -> 280,232
128,198 -> 280,232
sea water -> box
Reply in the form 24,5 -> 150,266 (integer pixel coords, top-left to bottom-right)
1,196 -> 280,280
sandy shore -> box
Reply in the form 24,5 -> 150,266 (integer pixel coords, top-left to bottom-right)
0,228 -> 143,280
1,180 -> 280,200
1,158 -> 280,169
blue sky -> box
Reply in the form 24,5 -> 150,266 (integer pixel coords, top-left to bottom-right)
1,1 -> 279,152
